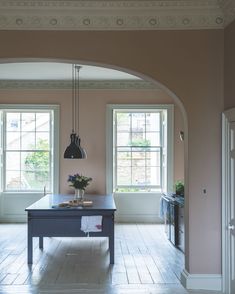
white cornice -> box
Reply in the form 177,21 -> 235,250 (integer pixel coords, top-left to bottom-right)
219,0 -> 235,26
0,0 -> 233,31
0,80 -> 157,90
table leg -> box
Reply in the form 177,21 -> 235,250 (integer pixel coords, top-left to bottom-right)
39,236 -> 43,249
109,214 -> 115,264
27,220 -> 33,264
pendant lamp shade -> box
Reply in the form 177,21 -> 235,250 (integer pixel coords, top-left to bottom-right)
64,65 -> 87,159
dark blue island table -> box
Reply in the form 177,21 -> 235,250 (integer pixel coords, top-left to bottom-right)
25,194 -> 116,264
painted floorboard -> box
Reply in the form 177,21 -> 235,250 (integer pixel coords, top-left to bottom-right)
0,224 -> 219,293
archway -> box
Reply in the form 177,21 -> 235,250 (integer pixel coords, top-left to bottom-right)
0,58 -> 188,290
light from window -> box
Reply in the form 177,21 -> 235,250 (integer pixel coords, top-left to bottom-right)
4,111 -> 52,191
114,110 -> 165,192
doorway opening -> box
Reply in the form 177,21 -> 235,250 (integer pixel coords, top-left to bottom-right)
0,60 -> 187,290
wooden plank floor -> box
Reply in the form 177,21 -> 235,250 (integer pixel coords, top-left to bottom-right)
0,223 -> 215,294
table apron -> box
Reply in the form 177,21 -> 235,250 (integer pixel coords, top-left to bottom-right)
28,214 -> 114,237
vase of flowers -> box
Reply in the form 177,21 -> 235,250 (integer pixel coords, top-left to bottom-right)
68,173 -> 92,200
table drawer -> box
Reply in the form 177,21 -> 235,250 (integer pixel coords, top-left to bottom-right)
31,218 -> 85,236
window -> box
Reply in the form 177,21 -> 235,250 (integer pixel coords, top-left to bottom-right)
106,105 -> 173,193
0,105 -> 59,193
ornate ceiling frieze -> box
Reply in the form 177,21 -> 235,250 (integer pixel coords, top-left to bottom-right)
0,0 -> 233,31
0,80 -> 158,90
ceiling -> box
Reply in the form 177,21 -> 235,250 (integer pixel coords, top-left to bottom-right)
0,62 -> 140,81
0,0 -> 234,31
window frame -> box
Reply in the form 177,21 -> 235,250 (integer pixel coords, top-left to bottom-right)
0,104 -> 60,194
106,104 -> 174,194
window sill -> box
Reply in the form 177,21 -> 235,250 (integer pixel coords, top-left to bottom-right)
114,191 -> 162,196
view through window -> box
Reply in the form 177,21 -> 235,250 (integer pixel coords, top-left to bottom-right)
0,106 -> 58,192
113,107 -> 170,193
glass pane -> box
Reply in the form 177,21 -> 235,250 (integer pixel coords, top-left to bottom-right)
116,132 -> 130,146
146,166 -> 157,185
6,171 -> 21,190
6,152 -> 20,170
6,132 -> 20,150
146,113 -> 160,131
131,113 -> 145,132
23,151 -> 49,172
132,151 -> 146,160
146,132 -> 160,146
6,113 -> 20,132
117,159 -> 131,167
117,167 -> 131,185
146,166 -> 161,185
23,170 -> 50,190
117,152 -> 131,175
21,132 -> 35,150
131,132 -> 147,146
116,113 -> 130,132
117,150 -> 131,158
36,113 -> 50,132
22,113 -> 35,132
146,151 -> 161,166
132,167 -> 146,185
132,159 -> 145,167
23,151 -> 50,190
36,133 -> 50,149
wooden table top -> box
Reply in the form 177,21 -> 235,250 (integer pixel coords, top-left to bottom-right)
25,194 -> 116,212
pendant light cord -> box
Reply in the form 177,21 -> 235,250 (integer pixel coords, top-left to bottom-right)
74,65 -> 81,135
72,64 -> 75,134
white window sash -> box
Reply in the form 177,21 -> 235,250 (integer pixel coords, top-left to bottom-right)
106,104 -> 174,194
0,104 -> 59,194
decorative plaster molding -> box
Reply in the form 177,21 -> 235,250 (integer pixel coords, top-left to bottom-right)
0,80 -> 157,90
219,0 -> 235,26
0,0 -> 233,31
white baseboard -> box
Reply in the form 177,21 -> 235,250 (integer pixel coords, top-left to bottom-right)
0,216 -> 27,223
181,269 -> 222,291
115,214 -> 163,223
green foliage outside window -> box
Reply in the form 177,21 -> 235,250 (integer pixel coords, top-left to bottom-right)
24,139 -> 50,188
129,138 -> 151,147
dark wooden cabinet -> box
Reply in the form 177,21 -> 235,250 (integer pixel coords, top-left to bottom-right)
160,194 -> 184,253
177,205 -> 185,252
169,202 -> 178,246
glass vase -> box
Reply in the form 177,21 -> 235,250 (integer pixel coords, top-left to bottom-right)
74,189 -> 85,201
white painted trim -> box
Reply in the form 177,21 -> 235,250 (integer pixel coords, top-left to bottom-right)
166,104 -> 174,193
52,105 -> 60,194
106,105 -> 114,194
181,269 -> 222,291
0,216 -> 27,223
222,112 -> 228,294
222,108 -> 235,294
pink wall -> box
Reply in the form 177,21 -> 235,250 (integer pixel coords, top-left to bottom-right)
0,29 -> 224,274
225,20 -> 235,109
0,88 -> 184,193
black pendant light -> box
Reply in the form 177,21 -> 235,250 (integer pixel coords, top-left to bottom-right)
64,64 -> 87,159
